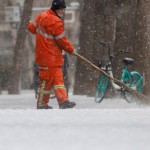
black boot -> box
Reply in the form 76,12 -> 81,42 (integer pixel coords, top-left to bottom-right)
37,105 -> 53,109
59,101 -> 76,109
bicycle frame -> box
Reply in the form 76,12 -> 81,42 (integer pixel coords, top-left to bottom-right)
100,62 -> 134,91
121,66 -> 132,83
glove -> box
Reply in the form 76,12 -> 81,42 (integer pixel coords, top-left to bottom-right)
71,49 -> 77,56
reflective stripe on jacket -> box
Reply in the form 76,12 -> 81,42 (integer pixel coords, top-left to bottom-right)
28,9 -> 74,67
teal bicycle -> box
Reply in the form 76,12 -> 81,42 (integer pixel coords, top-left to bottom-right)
95,42 -> 143,103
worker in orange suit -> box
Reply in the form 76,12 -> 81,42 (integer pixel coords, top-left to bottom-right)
28,0 -> 76,109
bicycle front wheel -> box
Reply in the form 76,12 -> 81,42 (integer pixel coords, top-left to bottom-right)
95,75 -> 109,103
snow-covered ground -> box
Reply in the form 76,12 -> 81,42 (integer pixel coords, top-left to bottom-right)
0,90 -> 150,150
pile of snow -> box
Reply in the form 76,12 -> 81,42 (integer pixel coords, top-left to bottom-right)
0,90 -> 150,150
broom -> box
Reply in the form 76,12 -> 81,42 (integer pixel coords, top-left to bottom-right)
75,52 -> 150,104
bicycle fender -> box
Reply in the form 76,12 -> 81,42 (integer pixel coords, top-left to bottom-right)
130,71 -> 142,78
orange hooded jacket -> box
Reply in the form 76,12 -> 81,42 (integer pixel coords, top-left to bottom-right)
28,9 -> 74,67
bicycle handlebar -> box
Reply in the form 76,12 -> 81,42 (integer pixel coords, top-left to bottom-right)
99,41 -> 129,60
114,50 -> 129,57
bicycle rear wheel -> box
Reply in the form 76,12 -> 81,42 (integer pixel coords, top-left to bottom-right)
123,72 -> 143,103
95,75 -> 109,103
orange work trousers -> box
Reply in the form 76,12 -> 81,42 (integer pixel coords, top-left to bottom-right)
37,66 -> 68,107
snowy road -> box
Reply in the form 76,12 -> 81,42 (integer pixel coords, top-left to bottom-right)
0,90 -> 150,150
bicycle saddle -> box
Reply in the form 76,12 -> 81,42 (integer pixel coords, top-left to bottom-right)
123,58 -> 134,65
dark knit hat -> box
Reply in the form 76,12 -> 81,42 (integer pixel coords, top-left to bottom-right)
51,0 -> 66,11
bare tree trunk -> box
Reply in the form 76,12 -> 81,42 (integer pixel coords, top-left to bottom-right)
132,0 -> 150,96
74,0 -> 96,95
8,0 -> 34,94
74,0 -> 116,96
113,0 -> 137,78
